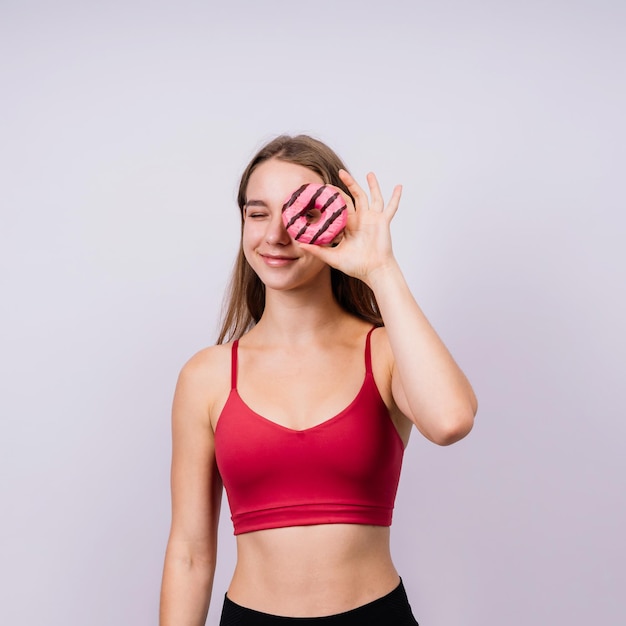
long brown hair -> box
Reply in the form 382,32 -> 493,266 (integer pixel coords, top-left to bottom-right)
217,134 -> 383,344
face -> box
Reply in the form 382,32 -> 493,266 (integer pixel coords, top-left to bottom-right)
242,158 -> 328,291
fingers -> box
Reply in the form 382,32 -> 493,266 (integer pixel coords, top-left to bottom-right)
339,169 -> 368,212
366,172 -> 384,211
386,184 -> 403,218
339,169 -> 402,216
294,239 -> 337,266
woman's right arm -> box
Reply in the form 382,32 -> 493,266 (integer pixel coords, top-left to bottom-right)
160,351 -> 224,626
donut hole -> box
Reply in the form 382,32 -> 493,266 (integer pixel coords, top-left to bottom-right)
305,209 -> 322,225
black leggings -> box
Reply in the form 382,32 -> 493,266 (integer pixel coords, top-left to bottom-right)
219,578 -> 419,625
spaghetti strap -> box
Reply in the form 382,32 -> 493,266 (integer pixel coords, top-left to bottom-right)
364,326 -> 377,374
230,340 -> 239,390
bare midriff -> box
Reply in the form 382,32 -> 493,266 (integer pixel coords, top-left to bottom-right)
226,524 -> 400,618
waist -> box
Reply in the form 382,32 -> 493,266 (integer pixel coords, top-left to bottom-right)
221,578 -> 416,623
228,524 -> 399,616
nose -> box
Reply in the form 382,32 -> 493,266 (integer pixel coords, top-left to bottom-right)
266,212 -> 291,245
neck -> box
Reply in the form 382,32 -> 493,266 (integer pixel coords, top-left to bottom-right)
253,282 -> 348,345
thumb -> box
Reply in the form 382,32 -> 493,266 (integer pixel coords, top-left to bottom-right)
295,239 -> 340,266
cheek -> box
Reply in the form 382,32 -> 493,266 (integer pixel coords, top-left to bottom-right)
242,222 -> 260,262
242,220 -> 258,246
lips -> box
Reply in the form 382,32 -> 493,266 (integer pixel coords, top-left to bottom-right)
259,253 -> 298,266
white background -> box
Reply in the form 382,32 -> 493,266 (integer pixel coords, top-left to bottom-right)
1,1 -> 624,624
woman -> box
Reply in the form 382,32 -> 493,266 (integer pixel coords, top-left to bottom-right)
159,135 -> 477,625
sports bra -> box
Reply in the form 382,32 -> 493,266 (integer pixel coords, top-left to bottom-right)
214,327 -> 405,535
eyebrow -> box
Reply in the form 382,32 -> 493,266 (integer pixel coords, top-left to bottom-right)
243,199 -> 268,209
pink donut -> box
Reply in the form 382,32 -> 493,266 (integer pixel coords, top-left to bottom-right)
282,183 -> 348,245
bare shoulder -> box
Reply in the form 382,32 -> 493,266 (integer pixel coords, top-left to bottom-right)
179,343 -> 231,381
174,343 -> 233,430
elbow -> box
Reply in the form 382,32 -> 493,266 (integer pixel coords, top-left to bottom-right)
163,536 -> 218,575
428,403 -> 476,446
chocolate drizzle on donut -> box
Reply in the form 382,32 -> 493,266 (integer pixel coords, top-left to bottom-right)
282,185 -> 308,215
282,184 -> 347,244
308,205 -> 347,244
282,185 -> 324,230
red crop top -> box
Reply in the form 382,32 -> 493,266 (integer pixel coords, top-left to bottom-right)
214,328 -> 405,535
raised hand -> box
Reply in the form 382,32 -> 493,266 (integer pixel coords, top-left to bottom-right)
296,169 -> 403,286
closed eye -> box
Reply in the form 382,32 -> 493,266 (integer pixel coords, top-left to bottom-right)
244,200 -> 269,219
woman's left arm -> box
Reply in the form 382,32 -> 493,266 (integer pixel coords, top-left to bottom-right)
302,169 -> 477,445
368,256 -> 477,445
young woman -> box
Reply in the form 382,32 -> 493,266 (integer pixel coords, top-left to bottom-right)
159,135 -> 477,625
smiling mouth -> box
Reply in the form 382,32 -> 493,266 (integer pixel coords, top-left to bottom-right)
261,253 -> 298,261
